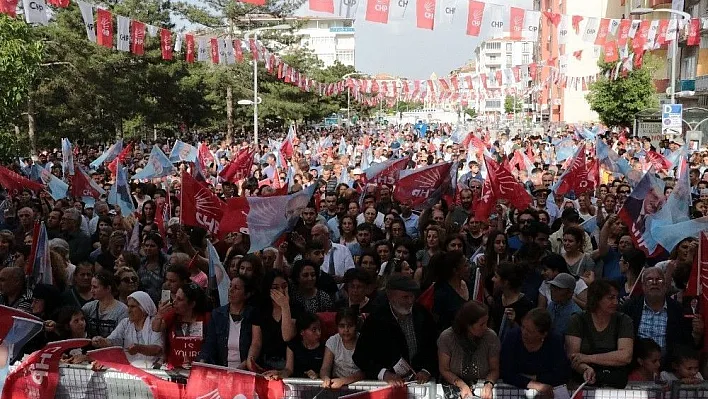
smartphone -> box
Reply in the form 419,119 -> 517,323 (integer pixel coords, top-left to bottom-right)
161,290 -> 172,304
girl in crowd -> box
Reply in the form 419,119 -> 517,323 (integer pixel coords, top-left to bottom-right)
82,270 -> 128,338
138,233 -> 169,304
237,253 -> 265,290
660,345 -> 704,384
265,312 -> 324,380
490,262 -> 534,336
290,260 -> 334,314
320,308 -> 365,389
474,230 -> 510,304
628,338 -> 662,382
433,251 -> 471,331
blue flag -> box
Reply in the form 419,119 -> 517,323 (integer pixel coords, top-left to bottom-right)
133,145 -> 174,180
29,222 -> 52,285
338,138 -> 347,155
90,140 -> 123,169
554,137 -> 576,162
108,162 -> 135,216
168,140 -> 198,163
207,240 -> 230,307
38,168 -> 69,200
4,316 -> 44,363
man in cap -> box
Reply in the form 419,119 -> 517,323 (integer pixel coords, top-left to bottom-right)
546,272 -> 582,335
353,275 -> 437,385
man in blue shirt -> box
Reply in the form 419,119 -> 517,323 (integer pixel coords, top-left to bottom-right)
547,273 -> 582,335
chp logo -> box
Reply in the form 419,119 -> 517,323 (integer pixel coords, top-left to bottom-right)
512,15 -> 523,32
423,0 -> 434,20
444,5 -> 455,14
469,9 -> 483,27
99,14 -> 111,36
27,0 -> 45,11
377,0 -> 389,12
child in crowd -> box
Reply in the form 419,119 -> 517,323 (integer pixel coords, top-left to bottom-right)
265,312 -> 324,380
320,308 -> 365,389
660,346 -> 704,384
628,338 -> 662,382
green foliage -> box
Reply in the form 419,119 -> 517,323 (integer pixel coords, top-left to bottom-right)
0,129 -> 30,162
586,55 -> 659,128
0,15 -> 43,127
504,95 -> 523,114
464,108 -> 477,119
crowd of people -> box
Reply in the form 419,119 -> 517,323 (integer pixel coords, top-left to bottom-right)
1,123 -> 708,398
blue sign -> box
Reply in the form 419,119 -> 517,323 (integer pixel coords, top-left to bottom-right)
330,27 -> 355,33
661,104 -> 683,135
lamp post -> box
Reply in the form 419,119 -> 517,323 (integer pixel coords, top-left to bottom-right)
244,24 -> 291,148
630,8 -> 692,104
342,72 -> 366,127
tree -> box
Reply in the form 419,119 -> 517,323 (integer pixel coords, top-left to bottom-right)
586,55 -> 659,127
504,95 -> 523,114
464,108 -> 477,119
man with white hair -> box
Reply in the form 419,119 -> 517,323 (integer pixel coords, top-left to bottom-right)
311,224 -> 354,284
61,208 -> 92,264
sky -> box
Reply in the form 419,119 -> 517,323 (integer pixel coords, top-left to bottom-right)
294,0 -> 534,79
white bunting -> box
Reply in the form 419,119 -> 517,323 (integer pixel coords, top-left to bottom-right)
174,34 -> 182,53
116,16 -> 131,52
77,1 -> 96,43
559,55 -> 568,74
618,44 -> 629,59
502,68 -> 514,85
666,18 -> 678,41
628,20 -> 640,38
23,0 -> 48,25
523,10 -> 541,42
218,38 -> 228,64
390,0 -> 409,21
702,18 -> 708,30
197,37 -> 209,62
225,37 -> 235,64
609,19 -> 620,36
645,19 -> 659,50
519,65 -> 529,81
147,25 -> 158,37
337,0 -> 359,18
557,15 -> 570,45
581,17 -> 600,43
487,3 -> 504,39
438,0 -> 457,26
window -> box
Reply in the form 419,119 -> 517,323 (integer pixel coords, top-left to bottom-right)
336,50 -> 355,65
486,100 -> 502,108
506,43 -> 512,52
486,42 -> 501,50
318,21 -> 329,29
522,54 -> 531,64
522,42 -> 530,53
343,19 -> 353,27
506,55 -> 512,66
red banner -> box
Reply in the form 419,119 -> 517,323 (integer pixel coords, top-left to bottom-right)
1,339 -> 91,399
0,165 -> 44,197
633,20 -> 650,53
234,39 -> 244,62
0,0 -> 18,17
572,15 -> 583,34
364,156 -> 410,186
219,147 -> 255,183
240,0 -> 266,5
466,0 -> 485,36
309,0 -> 334,13
416,0 -> 436,30
365,0 -> 391,24
130,20 -> 145,55
185,34 -> 195,63
210,37 -> 220,64
656,19 -> 669,46
96,8 -> 113,49
509,7 -> 525,40
484,156 -> 532,211
688,18 -> 701,46
603,40 -> 618,63
218,196 -> 250,238
185,362 -> 286,399
617,19 -> 631,46
594,18 -> 610,46
393,161 -> 455,210
554,144 -> 595,196
160,28 -> 172,60
48,0 -> 69,6
180,171 -> 224,235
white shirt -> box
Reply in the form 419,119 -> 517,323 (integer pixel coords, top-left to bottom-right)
320,242 -> 355,278
106,316 -> 163,368
227,317 -> 243,368
356,212 -> 385,230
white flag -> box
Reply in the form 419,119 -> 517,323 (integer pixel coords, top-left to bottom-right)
645,19 -> 659,50
523,10 -> 541,42
116,16 -> 130,52
77,1 -> 96,43
225,36 -> 235,64
337,0 -> 359,18
628,20 -> 641,38
618,44 -> 629,59
23,0 -> 48,25
147,25 -> 158,37
666,18 -> 678,41
609,18 -> 621,36
702,18 -> 708,30
197,37 -> 208,62
174,34 -> 182,53
558,14 -> 570,45
488,3 -> 504,39
502,68 -> 514,85
559,55 -> 568,74
218,38 -> 228,65
390,0 -> 409,20
438,0 -> 457,26
581,17 -> 600,43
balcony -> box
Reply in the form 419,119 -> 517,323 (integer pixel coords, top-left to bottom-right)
681,79 -> 696,91
696,75 -> 708,93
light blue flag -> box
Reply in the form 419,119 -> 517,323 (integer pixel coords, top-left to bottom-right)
207,240 -> 230,307
247,183 -> 318,253
554,137 -> 576,162
4,316 -> 44,364
29,222 -> 52,286
286,166 -> 295,190
61,138 -> 75,177
450,126 -> 468,144
132,145 -> 174,180
580,216 -> 598,235
108,162 -> 135,216
168,140 -> 198,163
90,140 -> 123,169
338,138 -> 347,155
652,216 -> 708,253
338,167 -> 351,186
360,147 -> 371,170
38,168 -> 69,200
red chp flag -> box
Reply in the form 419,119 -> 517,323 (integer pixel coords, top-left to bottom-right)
633,20 -> 650,53
393,161 -> 456,210
185,34 -> 195,63
0,0 -> 18,17
210,37 -> 220,63
509,7 -> 525,40
180,171 -> 225,235
1,339 -> 91,399
364,156 -> 410,186
466,0 -> 485,36
218,196 -> 250,238
594,18 -> 610,46
472,176 -> 496,221
416,0 -> 436,30
219,147 -> 256,183
365,0 -> 391,24
131,20 -> 146,55
688,18 -> 701,46
0,305 -> 41,340
96,8 -> 113,49
484,156 -> 532,211
340,385 -> 407,399
0,165 -> 44,196
603,41 -> 618,63
554,144 -> 595,196
48,0 -> 69,6
185,362 -> 285,399
645,150 -> 673,172
160,28 -> 173,60
309,0 -> 334,13
617,19 -> 631,46
107,142 -> 133,176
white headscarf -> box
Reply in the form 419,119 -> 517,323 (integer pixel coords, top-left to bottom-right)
128,291 -> 157,317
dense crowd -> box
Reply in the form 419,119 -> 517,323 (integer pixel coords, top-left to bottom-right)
1,123 -> 708,398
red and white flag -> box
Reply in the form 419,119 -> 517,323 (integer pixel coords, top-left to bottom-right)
594,18 -> 610,45
509,7 -> 525,40
603,41 -> 618,63
554,144 -> 595,196
466,0 -> 485,36
393,161 -> 456,210
210,37 -> 220,64
365,0 -> 391,24
219,147 -> 255,183
185,34 -> 195,63
364,156 -> 410,186
416,0 -> 436,30
633,20 -> 650,53
96,8 -> 113,48
131,20 -> 145,55
656,19 -> 669,46
180,171 -> 225,235
617,19 -> 631,46
185,362 -> 285,399
581,17 -> 600,43
688,18 -> 701,46
0,0 -> 18,17
309,0 -> 334,13
160,28 -> 172,60
484,156 -> 532,211
645,150 -> 673,172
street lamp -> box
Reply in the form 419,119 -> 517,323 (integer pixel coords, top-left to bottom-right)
630,7 -> 692,104
342,72 -> 366,126
238,97 -> 262,106
244,24 -> 291,147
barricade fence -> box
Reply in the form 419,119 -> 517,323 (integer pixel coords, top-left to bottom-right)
29,364 -> 708,399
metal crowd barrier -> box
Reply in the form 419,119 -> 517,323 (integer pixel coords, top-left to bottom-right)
40,364 -> 699,399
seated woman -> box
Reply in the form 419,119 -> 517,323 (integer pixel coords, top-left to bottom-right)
489,262 -> 534,336
92,291 -> 163,368
152,282 -> 211,369
82,270 -> 128,338
320,308 -> 365,389
438,301 -> 500,399
265,312 -> 324,380
500,308 -> 570,396
566,279 -> 634,388
198,276 -> 261,369
335,268 -> 376,314
290,260 -> 334,314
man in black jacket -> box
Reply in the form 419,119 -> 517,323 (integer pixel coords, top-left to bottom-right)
353,275 -> 437,385
621,266 -> 703,365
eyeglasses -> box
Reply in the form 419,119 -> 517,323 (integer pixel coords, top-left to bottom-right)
121,276 -> 138,284
644,277 -> 665,285
618,190 -> 630,194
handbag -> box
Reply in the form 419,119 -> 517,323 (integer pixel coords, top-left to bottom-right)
577,313 -> 628,389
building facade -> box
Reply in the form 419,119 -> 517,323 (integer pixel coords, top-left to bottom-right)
296,17 -> 356,67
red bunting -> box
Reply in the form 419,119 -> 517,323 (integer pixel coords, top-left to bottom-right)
656,19 -> 669,46
96,8 -> 113,49
130,20 -> 145,55
160,28 -> 172,60
528,63 -> 537,80
416,0 -> 436,30
466,0 -> 485,36
594,18 -> 610,46
617,19 -> 631,46
603,41 -> 618,63
365,0 -> 391,24
0,0 -> 18,17
309,0 -> 334,13
239,0 -> 265,4
185,34 -> 195,63
542,11 -> 561,26
210,37 -> 219,64
688,18 -> 701,46
633,20 -> 650,53
571,15 -> 583,34
47,0 -> 69,7
234,39 -> 244,62
509,7 -> 525,40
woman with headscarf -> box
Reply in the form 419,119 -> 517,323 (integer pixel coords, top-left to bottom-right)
91,291 -> 164,368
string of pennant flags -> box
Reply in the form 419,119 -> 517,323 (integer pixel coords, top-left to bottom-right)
5,0 -> 708,108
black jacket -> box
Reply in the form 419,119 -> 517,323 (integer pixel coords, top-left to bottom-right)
198,305 -> 256,367
352,301 -> 438,380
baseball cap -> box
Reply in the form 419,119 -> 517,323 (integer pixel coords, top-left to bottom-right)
549,273 -> 576,291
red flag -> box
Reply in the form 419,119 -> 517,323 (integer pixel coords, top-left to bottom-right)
234,39 -> 244,61
466,0 -> 485,36
484,156 -> 532,211
280,127 -> 296,159
656,19 -> 669,46
688,19 -> 701,46
529,63 -> 537,80
364,156 -> 409,186
219,148 -> 255,183
2,339 -> 91,399
509,7 -> 525,40
393,161 -> 455,210
603,41 -> 618,63
47,0 -> 69,7
594,18 -> 610,46
70,167 -> 103,199
160,28 -> 173,60
107,143 -> 133,176
185,34 -> 195,63
572,50 -> 583,60
472,177 -> 496,221
180,171 -> 225,235
309,0 -> 334,13
572,15 -> 583,34
210,38 -> 220,64
542,11 -> 561,26
184,362 -> 260,399
587,158 -> 600,189
340,385 -> 407,399
96,8 -> 113,49
0,305 -> 41,340
617,19 -> 631,46
634,51 -> 644,69
0,165 -> 44,196
365,0 -> 390,24
218,197 -> 250,238
0,0 -> 18,17
130,20 -> 146,55
554,144 -> 595,196
239,0 -> 265,4
633,20 -> 650,53
645,150 -> 672,172
416,0 -> 436,30
88,347 -> 183,399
